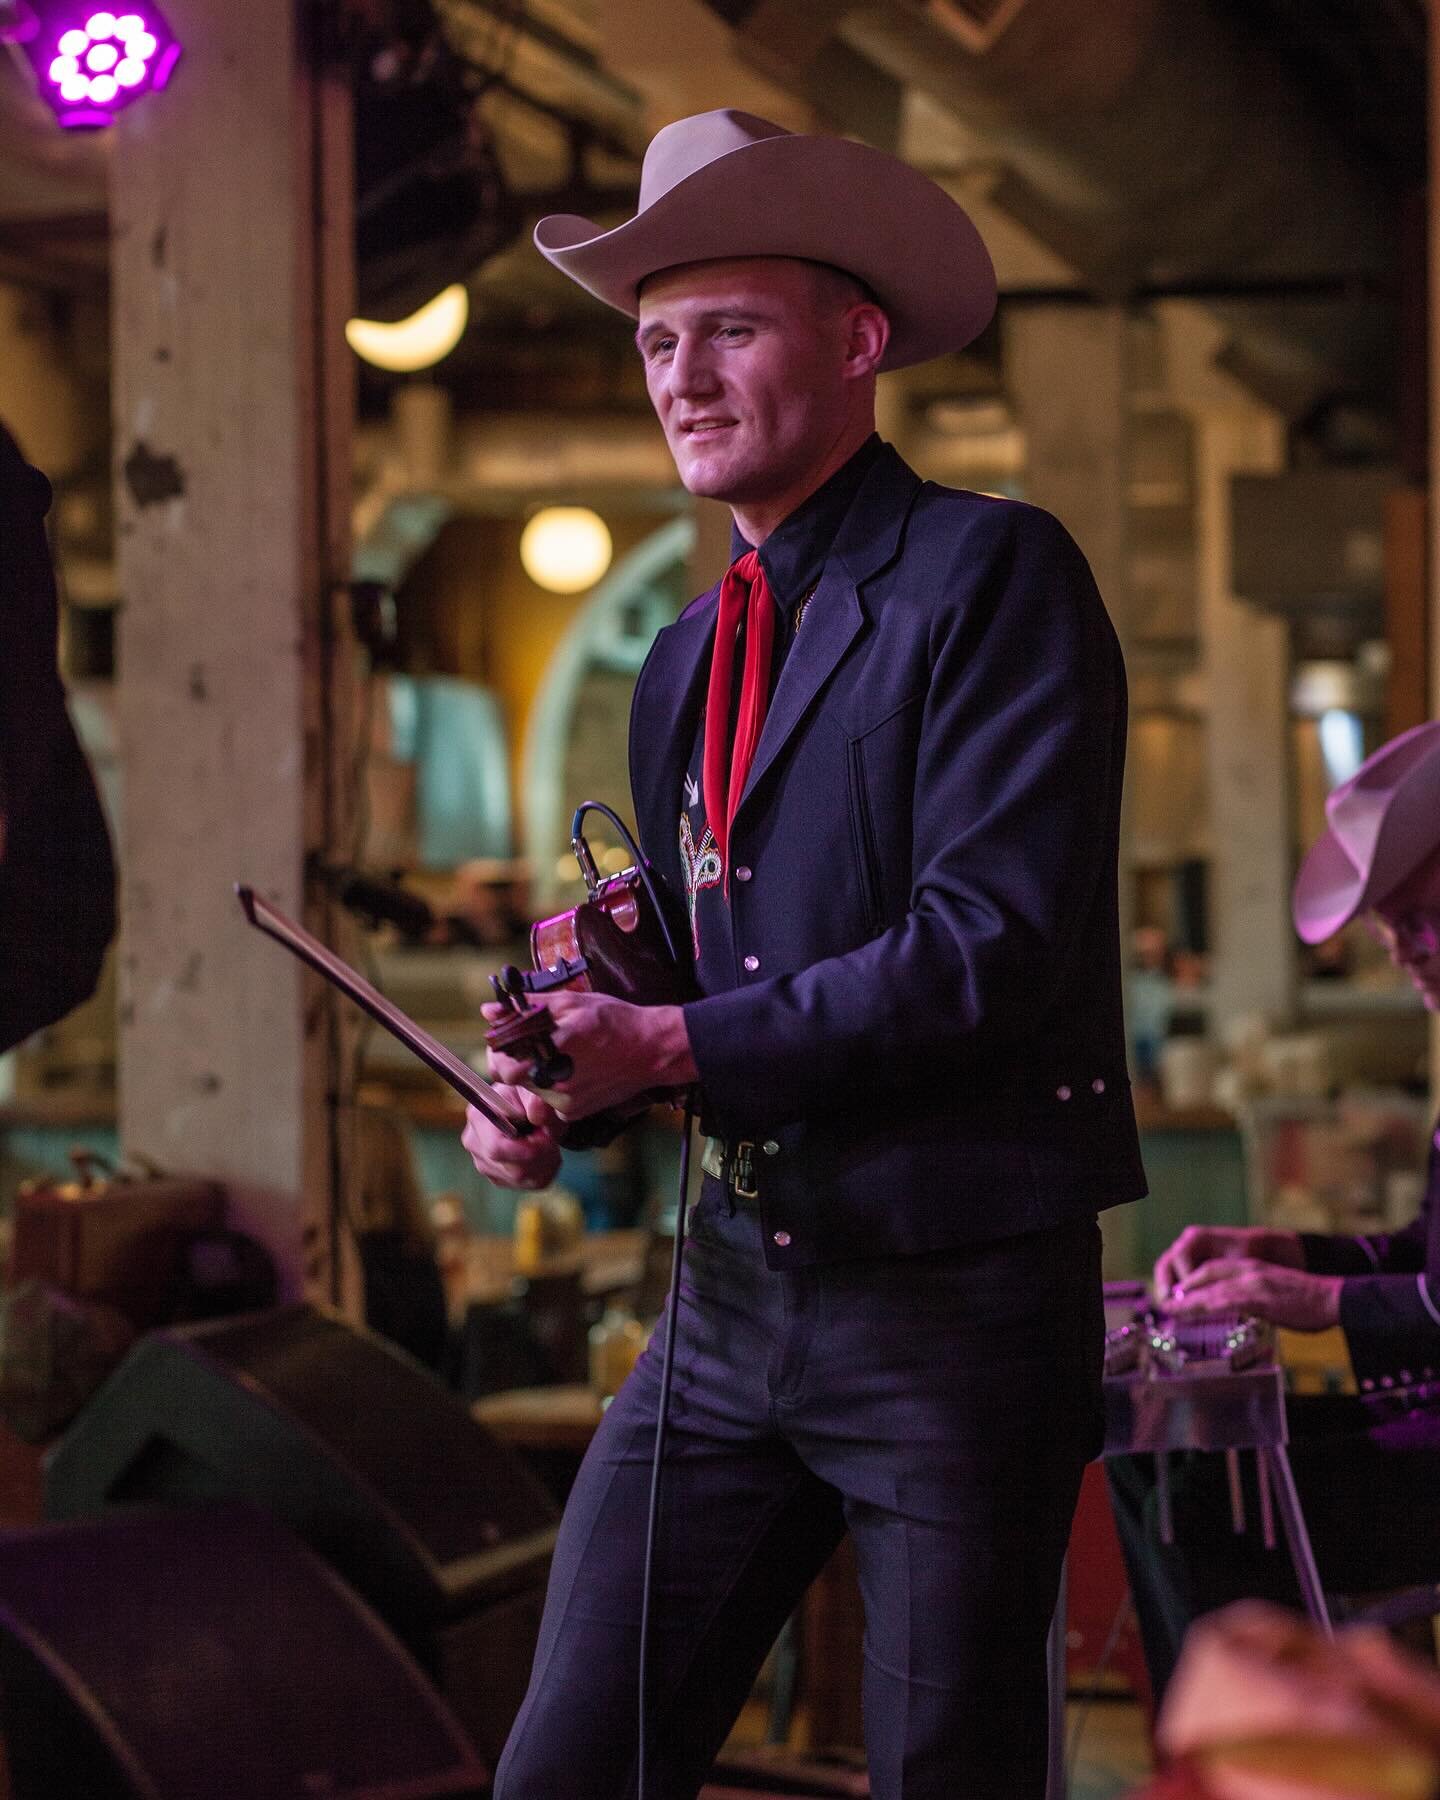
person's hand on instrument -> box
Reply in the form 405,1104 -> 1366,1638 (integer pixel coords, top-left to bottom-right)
1154,1224 -> 1305,1301
483,990 -> 697,1120
462,1086 -> 565,1189
1164,1256 -> 1342,1332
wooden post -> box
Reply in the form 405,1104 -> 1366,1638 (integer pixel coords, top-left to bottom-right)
111,0 -> 357,1303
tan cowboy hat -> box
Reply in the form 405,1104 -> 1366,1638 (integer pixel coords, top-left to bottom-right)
534,109 -> 997,371
1292,720 -> 1440,943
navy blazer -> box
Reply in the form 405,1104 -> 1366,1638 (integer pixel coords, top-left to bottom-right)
628,444 -> 1147,1268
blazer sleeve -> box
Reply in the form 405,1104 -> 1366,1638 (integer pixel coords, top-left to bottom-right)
682,502 -> 1125,1133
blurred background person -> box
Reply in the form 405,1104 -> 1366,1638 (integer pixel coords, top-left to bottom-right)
1110,721 -> 1440,1701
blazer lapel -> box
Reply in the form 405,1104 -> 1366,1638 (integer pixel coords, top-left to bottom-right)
736,445 -> 923,814
630,585 -> 718,880
737,565 -> 863,811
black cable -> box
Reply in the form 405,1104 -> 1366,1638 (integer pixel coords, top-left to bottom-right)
571,800 -> 683,968
636,1090 -> 696,1800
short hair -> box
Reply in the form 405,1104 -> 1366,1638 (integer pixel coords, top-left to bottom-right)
806,261 -> 883,314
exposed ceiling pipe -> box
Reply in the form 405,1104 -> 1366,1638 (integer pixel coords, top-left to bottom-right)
717,0 -> 1397,410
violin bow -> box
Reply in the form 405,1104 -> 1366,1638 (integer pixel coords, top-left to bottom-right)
235,884 -> 532,1139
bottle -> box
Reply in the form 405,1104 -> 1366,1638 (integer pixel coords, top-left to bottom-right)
588,1307 -> 647,1400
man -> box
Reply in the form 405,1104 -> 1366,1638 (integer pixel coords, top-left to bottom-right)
1110,720 -> 1440,1703
464,110 -> 1145,1797
0,419 -> 115,1052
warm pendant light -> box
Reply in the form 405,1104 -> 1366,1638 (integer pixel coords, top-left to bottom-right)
520,507 -> 613,594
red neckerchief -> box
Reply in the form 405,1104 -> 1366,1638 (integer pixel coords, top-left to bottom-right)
702,549 -> 775,895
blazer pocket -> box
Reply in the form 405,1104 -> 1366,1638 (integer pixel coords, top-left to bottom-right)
846,735 -> 884,938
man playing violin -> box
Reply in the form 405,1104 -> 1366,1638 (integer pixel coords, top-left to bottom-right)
1110,721 -> 1440,1703
464,110 -> 1145,1798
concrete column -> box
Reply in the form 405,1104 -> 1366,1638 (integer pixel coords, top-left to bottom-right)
1007,306 -> 1133,928
1006,307 -> 1132,621
112,0 -> 357,1302
1160,303 -> 1292,1035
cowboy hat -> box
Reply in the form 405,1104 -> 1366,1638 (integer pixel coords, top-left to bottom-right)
533,109 -> 997,371
1292,719 -> 1440,943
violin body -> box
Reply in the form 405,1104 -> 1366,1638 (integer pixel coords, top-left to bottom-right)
529,867 -> 693,1008
483,807 -> 694,1141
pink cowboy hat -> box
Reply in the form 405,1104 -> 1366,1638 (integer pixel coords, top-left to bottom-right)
1292,720 -> 1440,943
533,109 -> 997,372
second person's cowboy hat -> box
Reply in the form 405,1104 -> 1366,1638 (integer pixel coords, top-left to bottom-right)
534,109 -> 997,372
1292,719 -> 1440,943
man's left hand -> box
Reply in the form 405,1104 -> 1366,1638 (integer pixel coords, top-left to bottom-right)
1167,1258 -> 1343,1332
483,990 -> 698,1119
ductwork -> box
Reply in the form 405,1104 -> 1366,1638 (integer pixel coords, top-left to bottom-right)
715,0 -> 1398,412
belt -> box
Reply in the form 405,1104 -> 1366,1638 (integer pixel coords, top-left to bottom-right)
700,1136 -> 758,1200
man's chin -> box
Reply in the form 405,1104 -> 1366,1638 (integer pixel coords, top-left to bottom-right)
671,447 -> 743,500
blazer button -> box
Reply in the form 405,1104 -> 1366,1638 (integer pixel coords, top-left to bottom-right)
743,954 -> 760,972
762,1140 -> 779,1156
1057,1085 -> 1072,1102
735,865 -> 753,882
772,1230 -> 792,1248
1092,1078 -> 1106,1095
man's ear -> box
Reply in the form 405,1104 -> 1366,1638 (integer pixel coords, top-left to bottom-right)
842,303 -> 890,381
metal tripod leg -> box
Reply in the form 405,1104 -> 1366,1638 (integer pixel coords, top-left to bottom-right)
1261,1443 -> 1333,1635
1046,1554 -> 1069,1800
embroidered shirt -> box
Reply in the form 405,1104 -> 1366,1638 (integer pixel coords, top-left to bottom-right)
678,435 -> 882,993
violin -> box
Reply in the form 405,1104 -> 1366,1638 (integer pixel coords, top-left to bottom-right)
485,802 -> 695,1146
238,802 -> 690,1143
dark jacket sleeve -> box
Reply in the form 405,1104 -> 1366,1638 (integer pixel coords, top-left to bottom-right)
1299,1226 -> 1427,1278
682,502 -> 1124,1132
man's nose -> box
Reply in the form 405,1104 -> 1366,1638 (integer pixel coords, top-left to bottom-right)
670,334 -> 720,397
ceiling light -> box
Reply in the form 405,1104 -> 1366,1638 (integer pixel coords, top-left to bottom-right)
17,1 -> 180,128
520,508 -> 613,595
345,284 -> 469,373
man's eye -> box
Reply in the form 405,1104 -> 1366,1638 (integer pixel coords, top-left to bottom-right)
718,326 -> 750,341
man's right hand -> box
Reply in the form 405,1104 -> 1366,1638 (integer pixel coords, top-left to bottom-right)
462,1087 -> 565,1190
1154,1224 -> 1305,1301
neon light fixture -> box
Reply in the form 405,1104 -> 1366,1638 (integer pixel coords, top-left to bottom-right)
19,3 -> 181,128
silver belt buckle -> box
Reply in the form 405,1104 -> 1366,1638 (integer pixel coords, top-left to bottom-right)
727,1140 -> 757,1201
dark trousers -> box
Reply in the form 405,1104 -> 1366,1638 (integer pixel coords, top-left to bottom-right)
1108,1395 -> 1440,1703
493,1186 -> 1103,1800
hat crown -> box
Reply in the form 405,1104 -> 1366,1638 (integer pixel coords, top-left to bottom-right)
1324,719 -> 1440,860
638,110 -> 792,211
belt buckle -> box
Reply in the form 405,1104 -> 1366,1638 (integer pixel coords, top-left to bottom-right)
728,1140 -> 758,1201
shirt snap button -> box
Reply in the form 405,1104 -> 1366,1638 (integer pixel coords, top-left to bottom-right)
743,954 -> 760,972
1092,1078 -> 1106,1095
1057,1085 -> 1072,1102
772,1230 -> 792,1248
735,865 -> 753,882
762,1140 -> 779,1156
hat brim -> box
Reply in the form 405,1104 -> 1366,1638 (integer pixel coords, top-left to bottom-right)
1293,726 -> 1440,942
534,132 -> 997,372
1292,829 -> 1369,944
